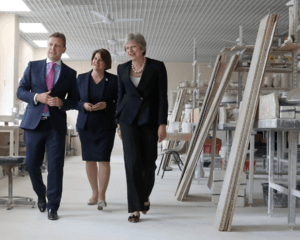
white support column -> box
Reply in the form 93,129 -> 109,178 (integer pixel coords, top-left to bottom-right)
288,130 -> 297,229
0,14 -> 20,115
268,130 -> 274,216
292,0 -> 299,88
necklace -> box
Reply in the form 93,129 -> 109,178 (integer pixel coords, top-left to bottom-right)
132,58 -> 146,73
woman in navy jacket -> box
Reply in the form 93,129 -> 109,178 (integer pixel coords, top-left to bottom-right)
76,49 -> 118,210
115,33 -> 168,222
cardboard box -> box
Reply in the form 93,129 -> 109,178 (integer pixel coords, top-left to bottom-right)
280,106 -> 295,119
192,108 -> 201,123
0,148 -> 9,156
204,138 -> 222,154
0,132 -> 10,146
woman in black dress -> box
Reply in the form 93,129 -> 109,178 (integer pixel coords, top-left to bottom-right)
76,49 -> 118,210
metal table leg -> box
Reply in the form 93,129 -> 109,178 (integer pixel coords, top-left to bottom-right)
268,130 -> 274,217
288,130 -> 297,229
277,131 -> 282,178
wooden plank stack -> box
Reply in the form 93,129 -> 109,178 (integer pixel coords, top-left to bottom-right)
175,53 -> 239,200
214,13 -> 280,232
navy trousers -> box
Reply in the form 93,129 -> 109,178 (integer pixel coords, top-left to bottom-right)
24,119 -> 65,211
120,121 -> 158,213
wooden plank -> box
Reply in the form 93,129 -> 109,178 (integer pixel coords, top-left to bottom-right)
175,54 -> 239,200
231,44 -> 300,55
228,13 -> 280,231
230,45 -> 254,54
235,67 -> 300,73
220,47 -> 233,54
175,54 -> 225,195
276,42 -> 300,51
214,13 -> 280,232
165,132 -> 193,141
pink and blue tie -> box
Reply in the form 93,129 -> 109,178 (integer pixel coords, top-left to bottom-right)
43,62 -> 56,113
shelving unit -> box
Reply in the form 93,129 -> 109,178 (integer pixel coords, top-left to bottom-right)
216,4 -> 300,230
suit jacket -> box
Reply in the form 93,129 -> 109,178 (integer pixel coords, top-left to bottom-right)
115,57 -> 168,126
17,59 -> 78,135
76,70 -> 118,130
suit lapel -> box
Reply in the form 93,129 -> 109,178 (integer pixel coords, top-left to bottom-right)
52,61 -> 67,91
38,59 -> 47,91
137,58 -> 154,92
99,72 -> 110,101
121,61 -> 141,97
82,71 -> 91,102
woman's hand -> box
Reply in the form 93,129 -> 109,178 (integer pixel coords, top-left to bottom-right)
84,102 -> 94,112
158,124 -> 167,143
92,102 -> 106,111
117,124 -> 122,140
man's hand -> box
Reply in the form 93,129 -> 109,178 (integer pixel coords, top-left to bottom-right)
158,124 -> 167,143
36,91 -> 52,104
92,102 -> 106,111
48,97 -> 63,107
84,102 -> 94,111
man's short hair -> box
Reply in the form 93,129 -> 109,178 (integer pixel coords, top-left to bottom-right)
49,32 -> 66,48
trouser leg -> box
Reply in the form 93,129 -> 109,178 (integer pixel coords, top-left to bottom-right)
24,125 -> 47,199
120,121 -> 158,212
140,125 -> 158,202
120,122 -> 144,212
45,128 -> 66,211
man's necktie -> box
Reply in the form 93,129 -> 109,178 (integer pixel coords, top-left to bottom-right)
43,62 -> 56,113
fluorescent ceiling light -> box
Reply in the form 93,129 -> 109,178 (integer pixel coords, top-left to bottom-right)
62,53 -> 69,59
0,0 -> 31,11
19,23 -> 48,33
33,40 -> 47,48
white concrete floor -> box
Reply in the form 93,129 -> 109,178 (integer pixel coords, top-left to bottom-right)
1,155 -> 300,240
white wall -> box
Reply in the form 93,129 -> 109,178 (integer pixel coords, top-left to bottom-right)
19,37 -> 34,79
0,14 -> 19,115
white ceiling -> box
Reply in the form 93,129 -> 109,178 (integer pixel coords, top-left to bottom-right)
3,0 -> 291,62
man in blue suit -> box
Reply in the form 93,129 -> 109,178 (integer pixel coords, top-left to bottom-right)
17,32 -> 78,220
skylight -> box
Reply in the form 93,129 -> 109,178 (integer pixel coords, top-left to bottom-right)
0,0 -> 31,12
19,23 -> 48,33
62,53 -> 69,59
33,40 -> 47,48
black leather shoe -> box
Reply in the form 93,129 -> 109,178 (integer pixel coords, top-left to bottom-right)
37,198 -> 47,212
48,210 -> 59,220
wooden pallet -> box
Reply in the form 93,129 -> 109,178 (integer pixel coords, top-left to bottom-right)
214,13 -> 280,232
175,53 -> 240,201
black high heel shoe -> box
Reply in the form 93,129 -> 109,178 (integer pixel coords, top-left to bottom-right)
142,202 -> 150,215
128,213 -> 140,223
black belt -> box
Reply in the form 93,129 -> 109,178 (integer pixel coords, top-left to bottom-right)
41,116 -> 50,120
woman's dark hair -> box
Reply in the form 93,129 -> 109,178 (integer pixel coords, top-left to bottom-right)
91,49 -> 112,70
